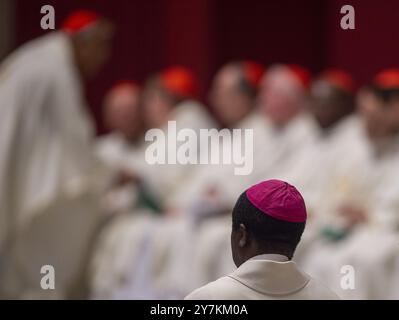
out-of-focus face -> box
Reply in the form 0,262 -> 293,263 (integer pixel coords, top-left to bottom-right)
358,88 -> 399,139
385,100 -> 399,134
104,85 -> 142,140
258,67 -> 305,127
142,82 -> 175,129
73,21 -> 114,78
357,88 -> 388,139
210,65 -> 253,127
310,80 -> 352,129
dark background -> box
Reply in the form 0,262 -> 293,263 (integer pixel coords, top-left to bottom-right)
12,0 -> 399,133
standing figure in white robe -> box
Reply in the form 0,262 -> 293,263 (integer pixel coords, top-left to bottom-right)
185,180 -> 339,300
0,10 -> 114,299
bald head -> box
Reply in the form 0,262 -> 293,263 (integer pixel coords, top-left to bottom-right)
258,65 -> 309,127
103,82 -> 142,142
210,62 -> 261,127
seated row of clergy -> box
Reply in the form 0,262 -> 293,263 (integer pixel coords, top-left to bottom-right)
197,69 -> 399,300
87,62 -> 322,298
0,8 -> 371,300
89,62 -> 378,298
184,68 -> 399,300
294,70 -> 399,299
96,62 -> 318,215
2,7 -> 397,299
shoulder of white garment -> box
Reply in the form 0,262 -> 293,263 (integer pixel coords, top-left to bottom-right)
329,115 -> 364,143
236,111 -> 265,130
2,32 -> 82,110
95,133 -> 129,167
186,257 -> 340,300
229,259 -> 310,295
172,99 -> 217,131
292,112 -> 319,137
184,276 -> 241,300
3,32 -> 72,77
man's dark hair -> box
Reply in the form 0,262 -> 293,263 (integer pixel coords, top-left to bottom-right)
237,73 -> 257,100
331,87 -> 355,114
232,191 -> 306,258
370,85 -> 399,104
228,61 -> 258,100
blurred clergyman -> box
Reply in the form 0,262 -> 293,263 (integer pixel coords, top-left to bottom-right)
209,60 -> 264,129
185,180 -> 339,299
278,69 -> 361,226
139,66 -> 215,207
170,61 -> 266,214
89,66 -> 216,299
99,80 -> 143,165
252,64 -> 318,181
301,69 -> 399,299
0,10 -> 114,298
96,81 -> 144,213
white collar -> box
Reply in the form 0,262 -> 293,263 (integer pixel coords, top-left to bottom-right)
229,256 -> 310,296
250,254 -> 289,262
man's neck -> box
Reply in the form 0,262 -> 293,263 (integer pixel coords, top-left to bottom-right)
245,249 -> 292,262
250,253 -> 289,262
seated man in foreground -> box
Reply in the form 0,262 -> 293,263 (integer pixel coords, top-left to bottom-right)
185,179 -> 339,300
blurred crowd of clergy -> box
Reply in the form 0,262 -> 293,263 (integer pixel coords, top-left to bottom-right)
1,10 -> 399,299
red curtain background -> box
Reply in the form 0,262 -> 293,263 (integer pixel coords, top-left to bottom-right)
13,0 -> 399,134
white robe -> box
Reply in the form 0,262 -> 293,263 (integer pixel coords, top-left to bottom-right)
178,112 -> 317,285
89,111 -> 318,299
96,133 -> 143,172
89,211 -> 157,299
185,254 -> 339,300
168,111 -> 265,214
250,112 -> 318,184
275,115 -> 369,243
95,133 -> 143,213
134,99 -> 216,205
88,101 -> 216,298
0,32 -> 110,298
300,133 -> 399,299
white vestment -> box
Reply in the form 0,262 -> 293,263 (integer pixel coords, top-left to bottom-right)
275,115 -> 369,247
135,99 -> 216,206
88,101 -> 216,298
95,133 -> 144,213
0,32 -> 110,298
300,132 -> 399,299
185,254 -> 339,300
250,112 -> 318,183
168,111 -> 265,214
96,133 -> 143,172
179,112 -> 317,286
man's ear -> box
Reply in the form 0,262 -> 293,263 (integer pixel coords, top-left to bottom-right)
238,223 -> 248,247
